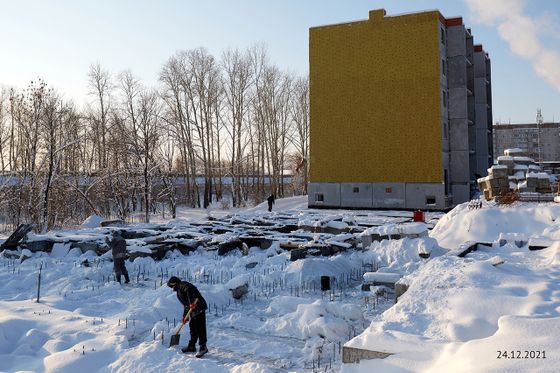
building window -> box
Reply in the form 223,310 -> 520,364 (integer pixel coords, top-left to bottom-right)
385,187 -> 392,193
442,59 -> 446,75
426,196 -> 436,205
315,193 -> 324,202
442,90 -> 447,107
441,27 -> 445,44
444,169 -> 449,195
443,121 -> 448,139
353,187 -> 360,193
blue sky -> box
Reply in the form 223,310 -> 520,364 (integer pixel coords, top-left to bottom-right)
0,0 -> 558,123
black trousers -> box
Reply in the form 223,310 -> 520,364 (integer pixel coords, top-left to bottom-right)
188,311 -> 207,347
114,258 -> 128,277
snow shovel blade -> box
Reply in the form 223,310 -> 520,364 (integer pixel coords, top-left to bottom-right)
169,320 -> 185,347
169,333 -> 181,347
169,299 -> 198,348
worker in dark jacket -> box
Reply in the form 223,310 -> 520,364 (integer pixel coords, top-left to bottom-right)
108,230 -> 129,284
167,276 -> 208,357
267,194 -> 275,212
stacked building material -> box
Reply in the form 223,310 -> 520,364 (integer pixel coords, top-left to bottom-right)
477,148 -> 553,200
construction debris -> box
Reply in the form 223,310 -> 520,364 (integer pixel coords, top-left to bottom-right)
0,224 -> 34,251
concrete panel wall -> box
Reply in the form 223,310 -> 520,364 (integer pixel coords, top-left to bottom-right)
405,183 -> 446,209
447,56 -> 467,88
474,51 -> 486,77
340,183 -> 373,208
373,183 -> 405,208
308,183 -> 340,207
474,79 -> 487,103
446,25 -> 466,57
449,118 -> 469,150
475,104 -> 488,132
442,151 -> 450,171
474,49 -> 492,173
448,88 -> 467,119
475,105 -> 489,174
467,94 -> 476,123
450,150 -> 470,182
308,182 -> 450,210
452,183 -> 470,204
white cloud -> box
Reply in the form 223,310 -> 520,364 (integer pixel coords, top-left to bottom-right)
466,0 -> 525,23
497,15 -> 540,58
466,0 -> 560,92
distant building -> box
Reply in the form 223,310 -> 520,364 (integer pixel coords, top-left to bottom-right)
493,122 -> 560,162
308,9 -> 493,210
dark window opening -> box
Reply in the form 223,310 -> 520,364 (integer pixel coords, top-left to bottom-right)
444,169 -> 449,195
441,28 -> 445,44
426,196 -> 436,205
353,187 -> 360,193
315,193 -> 324,202
385,187 -> 392,193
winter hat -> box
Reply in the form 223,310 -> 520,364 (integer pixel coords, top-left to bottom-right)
167,276 -> 181,288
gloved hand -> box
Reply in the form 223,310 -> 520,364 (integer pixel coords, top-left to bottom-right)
189,303 -> 197,311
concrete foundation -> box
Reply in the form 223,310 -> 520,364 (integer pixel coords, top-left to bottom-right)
342,346 -> 393,363
309,182 -> 449,210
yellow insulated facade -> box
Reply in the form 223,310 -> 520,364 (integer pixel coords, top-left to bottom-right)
309,9 -> 443,184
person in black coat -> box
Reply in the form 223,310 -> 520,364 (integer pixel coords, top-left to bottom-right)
108,230 -> 129,284
167,276 -> 208,356
267,194 -> 275,212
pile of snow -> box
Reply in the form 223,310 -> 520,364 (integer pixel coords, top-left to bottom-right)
81,215 -> 105,228
361,222 -> 428,237
363,237 -> 443,274
430,202 -> 560,249
343,202 -> 560,372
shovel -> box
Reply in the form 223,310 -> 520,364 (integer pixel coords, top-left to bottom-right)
169,298 -> 198,347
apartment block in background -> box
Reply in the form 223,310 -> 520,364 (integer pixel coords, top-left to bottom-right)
493,122 -> 560,162
308,9 -> 493,210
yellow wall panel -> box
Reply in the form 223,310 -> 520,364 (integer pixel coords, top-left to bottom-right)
309,10 -> 442,183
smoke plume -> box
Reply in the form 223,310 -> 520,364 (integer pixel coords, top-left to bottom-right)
466,0 -> 560,92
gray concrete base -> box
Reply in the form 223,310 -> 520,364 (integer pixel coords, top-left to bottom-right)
342,346 -> 393,363
309,182 -> 452,210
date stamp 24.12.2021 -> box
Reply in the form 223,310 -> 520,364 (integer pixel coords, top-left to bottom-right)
496,350 -> 546,359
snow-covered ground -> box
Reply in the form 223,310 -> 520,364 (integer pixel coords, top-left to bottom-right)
1,196 -> 559,372
343,201 -> 560,373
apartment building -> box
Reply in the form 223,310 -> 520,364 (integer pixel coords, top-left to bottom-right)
493,122 -> 560,162
308,9 -> 493,209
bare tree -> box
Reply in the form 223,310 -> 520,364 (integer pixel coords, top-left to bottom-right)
290,76 -> 309,194
0,43 -> 310,231
0,89 -> 9,172
39,95 -> 81,232
251,60 -> 293,199
14,80 -> 48,224
186,48 -> 222,208
221,48 -> 253,206
87,63 -> 113,170
156,127 -> 178,218
137,89 -> 162,222
160,53 -> 199,207
248,44 -> 270,200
